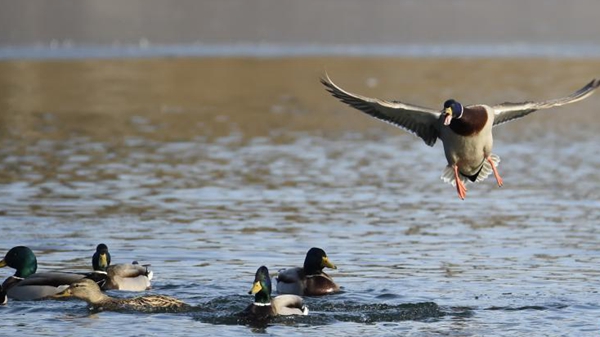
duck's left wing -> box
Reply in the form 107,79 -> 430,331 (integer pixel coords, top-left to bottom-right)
492,79 -> 600,126
321,74 -> 442,146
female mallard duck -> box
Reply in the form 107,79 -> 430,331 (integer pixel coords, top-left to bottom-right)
0,246 -> 88,300
322,75 -> 600,199
276,247 -> 340,296
242,266 -> 308,320
55,278 -> 189,312
91,243 -> 152,291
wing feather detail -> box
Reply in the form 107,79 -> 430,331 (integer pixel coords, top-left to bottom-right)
321,74 -> 442,146
492,79 -> 600,126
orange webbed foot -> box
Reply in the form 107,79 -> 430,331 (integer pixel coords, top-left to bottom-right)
487,156 -> 503,187
453,165 -> 467,200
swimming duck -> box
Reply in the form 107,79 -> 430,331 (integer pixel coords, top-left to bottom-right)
0,246 -> 86,300
321,75 -> 600,199
276,247 -> 340,296
242,266 -> 308,320
54,278 -> 189,312
0,285 -> 6,305
90,243 -> 152,291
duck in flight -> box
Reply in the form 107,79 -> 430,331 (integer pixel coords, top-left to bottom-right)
321,75 -> 600,199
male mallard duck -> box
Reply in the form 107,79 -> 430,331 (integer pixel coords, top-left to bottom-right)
321,75 -> 600,199
90,243 -> 152,291
276,247 -> 340,296
0,285 -> 7,305
54,278 -> 189,312
242,266 -> 308,320
0,246 -> 87,300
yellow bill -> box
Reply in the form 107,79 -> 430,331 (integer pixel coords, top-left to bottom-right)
249,281 -> 262,294
322,256 -> 337,269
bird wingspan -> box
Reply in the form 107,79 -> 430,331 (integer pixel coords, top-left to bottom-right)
321,74 -> 442,146
492,79 -> 600,126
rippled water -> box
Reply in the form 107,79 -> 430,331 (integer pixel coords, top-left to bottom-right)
0,57 -> 599,336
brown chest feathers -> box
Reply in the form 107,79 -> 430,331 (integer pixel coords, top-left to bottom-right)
448,106 -> 488,136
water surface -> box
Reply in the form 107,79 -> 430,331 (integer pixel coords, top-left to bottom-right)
0,57 -> 599,336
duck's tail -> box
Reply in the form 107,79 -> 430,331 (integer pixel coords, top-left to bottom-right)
440,154 -> 501,186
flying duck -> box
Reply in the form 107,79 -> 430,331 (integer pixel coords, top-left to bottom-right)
321,75 -> 600,199
0,246 -> 88,300
276,247 -> 340,296
54,278 -> 189,312
242,266 -> 308,320
90,243 -> 152,291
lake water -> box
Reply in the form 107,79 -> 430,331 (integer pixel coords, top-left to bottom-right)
0,54 -> 599,336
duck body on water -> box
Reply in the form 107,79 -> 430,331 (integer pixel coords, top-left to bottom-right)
276,247 -> 340,296
90,243 -> 152,291
242,266 -> 308,321
0,246 -> 87,301
54,278 -> 189,313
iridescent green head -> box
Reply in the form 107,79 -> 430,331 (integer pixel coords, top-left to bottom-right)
92,243 -> 111,272
0,246 -> 38,278
248,266 -> 272,304
304,247 -> 337,275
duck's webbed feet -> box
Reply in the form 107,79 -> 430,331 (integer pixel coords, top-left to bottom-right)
487,156 -> 503,187
453,165 -> 467,200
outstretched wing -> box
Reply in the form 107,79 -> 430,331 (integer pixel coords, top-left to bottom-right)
321,74 -> 442,146
492,79 -> 600,126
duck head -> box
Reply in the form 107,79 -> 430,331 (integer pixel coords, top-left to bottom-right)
442,99 -> 464,125
304,247 -> 337,275
55,278 -> 106,303
92,243 -> 111,272
0,246 -> 38,278
248,266 -> 272,304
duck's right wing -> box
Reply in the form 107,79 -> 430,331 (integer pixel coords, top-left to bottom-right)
492,79 -> 600,126
321,74 -> 442,146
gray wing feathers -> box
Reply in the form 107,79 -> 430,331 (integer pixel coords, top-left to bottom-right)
276,267 -> 301,283
109,263 -> 150,279
108,263 -> 152,291
321,74 -> 441,146
275,267 -> 304,295
492,79 -> 600,126
7,272 -> 84,300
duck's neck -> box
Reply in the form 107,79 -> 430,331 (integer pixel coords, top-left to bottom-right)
448,106 -> 488,137
14,264 -> 37,278
82,290 -> 111,305
254,291 -> 271,305
304,265 -> 323,276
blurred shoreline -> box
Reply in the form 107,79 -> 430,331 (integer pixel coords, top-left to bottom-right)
1,0 -> 599,47
3,42 -> 600,60
1,57 -> 598,143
